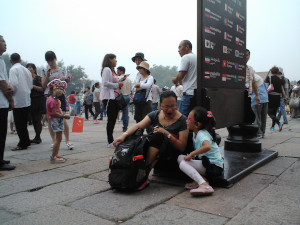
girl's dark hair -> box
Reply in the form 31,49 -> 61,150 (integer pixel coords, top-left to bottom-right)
45,51 -> 57,62
26,63 -> 37,75
192,106 -> 217,142
92,82 -> 100,92
160,90 -> 177,104
71,90 -> 75,94
101,54 -> 116,76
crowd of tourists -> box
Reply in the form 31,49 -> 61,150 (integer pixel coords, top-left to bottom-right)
1,35 -> 299,195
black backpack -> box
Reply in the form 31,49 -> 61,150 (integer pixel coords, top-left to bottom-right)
109,129 -> 153,191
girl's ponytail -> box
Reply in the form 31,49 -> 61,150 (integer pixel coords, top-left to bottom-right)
193,106 -> 217,143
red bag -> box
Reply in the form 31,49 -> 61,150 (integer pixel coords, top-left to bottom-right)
72,116 -> 84,133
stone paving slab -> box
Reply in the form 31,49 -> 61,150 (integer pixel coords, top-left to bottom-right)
59,157 -> 109,175
0,210 -> 20,224
166,173 -> 276,218
271,142 -> 300,157
122,204 -> 228,225
227,184 -> 300,225
88,170 -> 109,182
0,158 -> 83,179
273,160 -> 300,187
253,156 -> 298,176
0,169 -> 81,197
285,137 -> 300,144
0,178 -> 109,214
71,183 -> 183,221
2,205 -> 114,225
67,148 -> 113,161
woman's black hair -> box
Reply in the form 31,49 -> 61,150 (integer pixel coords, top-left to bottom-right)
71,90 -> 75,94
26,63 -> 37,75
192,106 -> 217,142
101,53 -> 116,76
45,51 -> 57,62
92,82 -> 100,92
160,90 -> 177,104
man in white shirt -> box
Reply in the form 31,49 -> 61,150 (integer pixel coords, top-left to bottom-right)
172,40 -> 197,116
117,66 -> 132,132
171,82 -> 183,110
9,53 -> 33,150
0,35 -> 15,170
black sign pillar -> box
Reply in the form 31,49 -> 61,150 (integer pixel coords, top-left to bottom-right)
197,0 -> 277,187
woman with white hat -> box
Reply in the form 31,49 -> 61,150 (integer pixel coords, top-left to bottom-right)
133,61 -> 154,132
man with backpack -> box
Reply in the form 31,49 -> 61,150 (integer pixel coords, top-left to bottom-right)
83,86 -> 95,121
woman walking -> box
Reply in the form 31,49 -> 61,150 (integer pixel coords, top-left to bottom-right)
100,54 -> 123,147
265,66 -> 287,131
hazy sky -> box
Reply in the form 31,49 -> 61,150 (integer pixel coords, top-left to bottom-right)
1,0 -> 300,82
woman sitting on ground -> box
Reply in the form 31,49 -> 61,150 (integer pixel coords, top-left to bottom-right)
113,91 -> 189,176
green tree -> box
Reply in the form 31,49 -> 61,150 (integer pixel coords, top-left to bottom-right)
150,64 -> 178,89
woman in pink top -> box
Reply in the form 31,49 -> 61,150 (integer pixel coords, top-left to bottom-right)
100,54 -> 123,147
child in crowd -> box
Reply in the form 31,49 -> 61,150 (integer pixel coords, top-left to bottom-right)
177,106 -> 223,196
75,92 -> 81,116
46,79 -> 70,163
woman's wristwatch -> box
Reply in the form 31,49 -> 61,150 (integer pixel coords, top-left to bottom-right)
167,133 -> 171,139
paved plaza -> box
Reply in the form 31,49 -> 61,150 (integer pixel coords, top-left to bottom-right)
1,115 -> 300,225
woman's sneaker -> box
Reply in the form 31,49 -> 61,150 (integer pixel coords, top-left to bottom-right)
278,122 -> 283,131
66,143 -> 74,150
270,127 -> 275,131
93,120 -> 100,124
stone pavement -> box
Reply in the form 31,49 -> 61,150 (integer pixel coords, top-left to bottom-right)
1,115 -> 299,225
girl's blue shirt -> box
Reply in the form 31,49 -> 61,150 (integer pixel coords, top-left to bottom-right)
193,129 -> 224,167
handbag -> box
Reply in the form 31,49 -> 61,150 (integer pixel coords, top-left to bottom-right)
267,74 -> 274,94
72,116 -> 84,133
133,90 -> 147,105
133,77 -> 152,105
115,93 -> 127,110
289,97 -> 300,109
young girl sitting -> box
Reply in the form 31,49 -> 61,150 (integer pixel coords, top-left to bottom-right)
177,106 -> 223,196
46,79 -> 70,163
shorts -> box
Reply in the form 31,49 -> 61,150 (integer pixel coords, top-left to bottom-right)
69,104 -> 75,112
50,118 -> 64,132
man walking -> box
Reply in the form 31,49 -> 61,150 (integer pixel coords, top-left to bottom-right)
172,40 -> 197,116
83,86 -> 95,121
117,66 -> 132,132
0,35 -> 15,170
276,67 -> 289,124
9,53 -> 32,151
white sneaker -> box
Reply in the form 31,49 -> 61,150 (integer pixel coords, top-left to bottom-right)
107,143 -> 115,149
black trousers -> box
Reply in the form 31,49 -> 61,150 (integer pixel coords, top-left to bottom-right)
30,97 -> 43,140
93,102 -> 101,120
103,99 -> 118,144
84,104 -> 95,120
13,107 -> 31,148
0,108 -> 8,164
135,101 -> 153,133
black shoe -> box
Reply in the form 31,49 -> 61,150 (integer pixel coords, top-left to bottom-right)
1,160 -> 10,164
0,164 -> 16,171
31,139 -> 42,144
123,127 -> 127,132
98,118 -> 103,120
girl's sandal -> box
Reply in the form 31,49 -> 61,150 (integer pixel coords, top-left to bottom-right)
50,156 -> 66,164
190,184 -> 214,196
185,181 -> 199,190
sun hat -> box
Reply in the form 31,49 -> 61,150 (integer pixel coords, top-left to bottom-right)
47,79 -> 67,90
136,61 -> 150,72
131,52 -> 147,62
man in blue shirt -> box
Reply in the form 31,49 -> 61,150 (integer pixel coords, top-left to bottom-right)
0,35 -> 16,171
